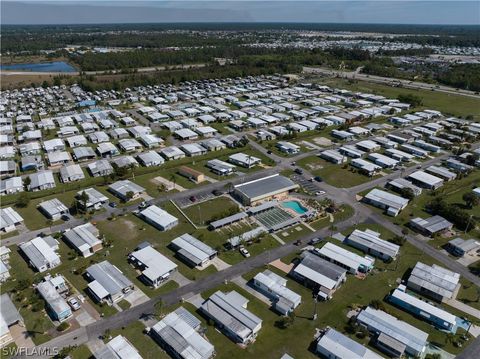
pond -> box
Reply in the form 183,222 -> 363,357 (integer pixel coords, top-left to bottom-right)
0,61 -> 77,73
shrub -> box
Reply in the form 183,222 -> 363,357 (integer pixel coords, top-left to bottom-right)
57,322 -> 70,332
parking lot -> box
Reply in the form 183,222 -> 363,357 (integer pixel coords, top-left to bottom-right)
175,190 -> 217,208
290,174 -> 321,194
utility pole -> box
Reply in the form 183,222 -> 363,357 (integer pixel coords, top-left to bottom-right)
465,214 -> 473,234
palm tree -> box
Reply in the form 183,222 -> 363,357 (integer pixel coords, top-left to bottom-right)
46,219 -> 53,232
23,176 -> 31,191
154,299 -> 164,319
170,174 -> 177,190
78,190 -> 90,211
129,163 -> 136,179
225,182 -> 234,194
329,225 -> 337,237
445,332 -> 455,345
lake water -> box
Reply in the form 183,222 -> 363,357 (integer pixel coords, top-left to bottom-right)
0,61 -> 77,73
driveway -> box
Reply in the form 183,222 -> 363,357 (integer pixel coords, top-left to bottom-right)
185,293 -> 204,309
230,276 -> 271,306
124,287 -> 150,307
269,259 -> 294,274
171,271 -> 192,287
210,257 -> 231,271
74,309 -> 96,327
443,298 -> 480,320
9,323 -> 35,349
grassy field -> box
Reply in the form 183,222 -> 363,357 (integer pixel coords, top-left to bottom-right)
297,156 -> 381,188
182,196 -> 239,226
68,344 -> 92,359
13,190 -> 80,230
309,76 -> 480,120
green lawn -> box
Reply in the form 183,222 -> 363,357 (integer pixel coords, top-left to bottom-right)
220,234 -> 281,265
13,191 -> 76,230
314,77 -> 480,121
297,156 -> 381,188
1,342 -> 18,359
182,196 -> 239,226
118,299 -> 132,311
68,344 -> 92,359
456,279 -> 480,311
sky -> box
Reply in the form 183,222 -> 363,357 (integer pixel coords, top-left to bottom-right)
1,1 -> 479,25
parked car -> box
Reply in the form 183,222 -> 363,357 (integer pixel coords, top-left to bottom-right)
138,201 -> 147,209
212,189 -> 224,196
67,297 -> 81,311
267,150 -> 272,154
190,196 -> 196,202
315,190 -> 326,196
314,176 -> 323,182
309,237 -> 322,245
109,201 -> 117,208
61,214 -> 70,221
239,245 -> 250,258
294,168 -> 303,175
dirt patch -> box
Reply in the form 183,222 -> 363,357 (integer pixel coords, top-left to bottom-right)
313,137 -> 333,147
100,219 -> 137,241
305,163 -> 324,171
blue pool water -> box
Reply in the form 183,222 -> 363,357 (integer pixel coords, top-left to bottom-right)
0,61 -> 77,73
282,200 -> 308,214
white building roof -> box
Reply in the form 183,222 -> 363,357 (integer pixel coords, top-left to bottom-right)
318,242 -> 374,271
357,307 -> 428,355
408,262 -> 460,299
140,205 -> 178,230
0,207 -> 23,229
317,327 -> 384,359
130,245 -> 177,282
408,171 -> 443,187
95,335 -> 142,359
152,308 -> 214,359
390,288 -> 456,327
171,233 -> 216,266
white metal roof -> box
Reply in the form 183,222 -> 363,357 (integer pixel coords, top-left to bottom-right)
390,289 -> 456,326
131,245 -> 177,281
318,242 -> 374,271
357,307 -> 428,355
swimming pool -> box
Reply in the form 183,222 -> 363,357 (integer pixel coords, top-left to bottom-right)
282,200 -> 308,214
